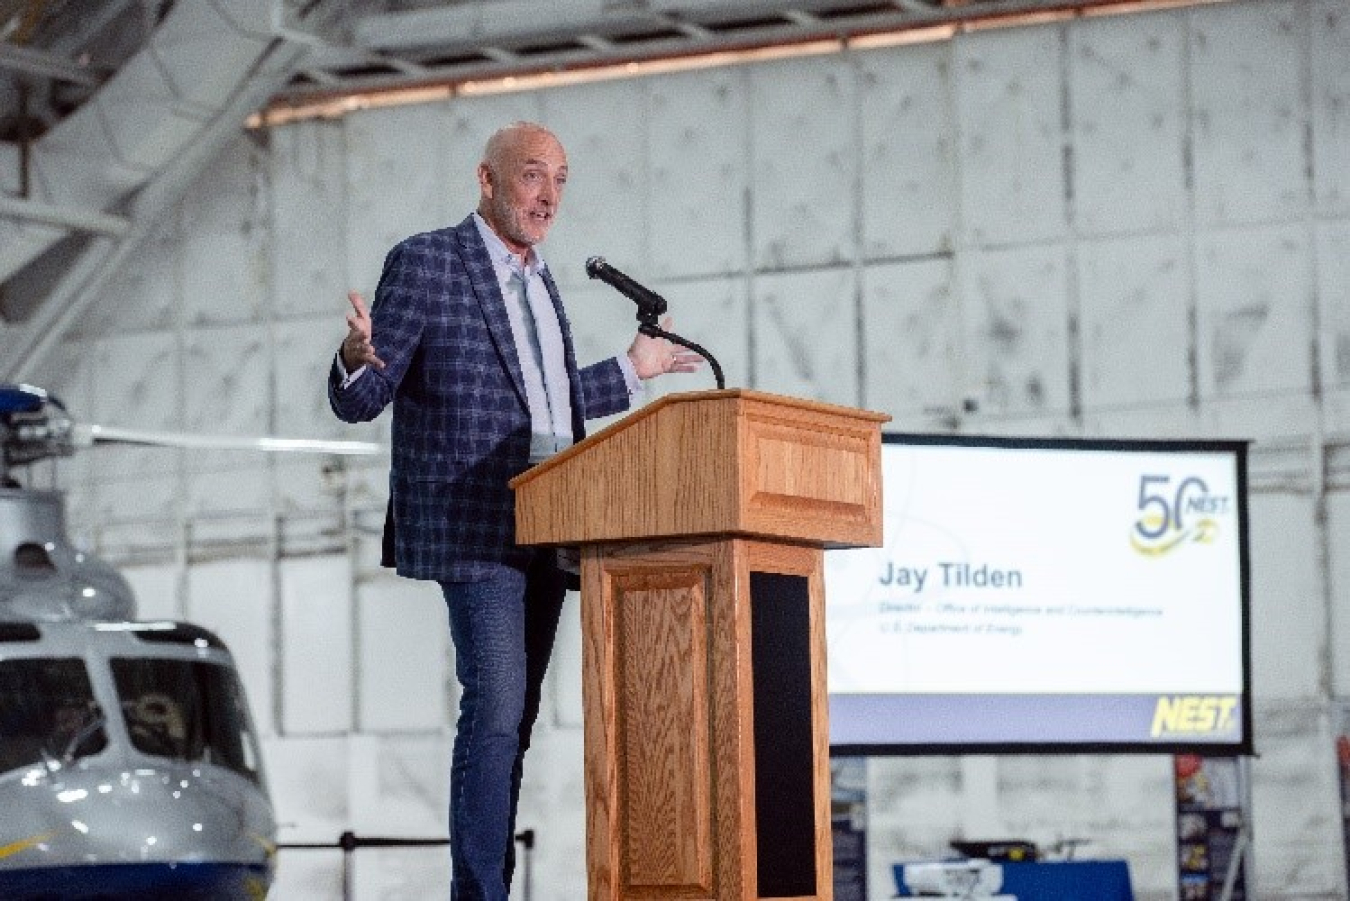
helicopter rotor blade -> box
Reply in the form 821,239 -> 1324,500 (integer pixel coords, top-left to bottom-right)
73,424 -> 384,456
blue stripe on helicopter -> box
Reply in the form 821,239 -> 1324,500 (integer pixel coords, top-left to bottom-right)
0,862 -> 272,900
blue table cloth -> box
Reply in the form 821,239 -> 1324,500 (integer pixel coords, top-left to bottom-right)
893,859 -> 1134,901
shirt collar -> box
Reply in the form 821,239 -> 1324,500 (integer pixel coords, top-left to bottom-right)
472,211 -> 547,279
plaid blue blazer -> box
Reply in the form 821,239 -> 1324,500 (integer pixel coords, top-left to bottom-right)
329,215 -> 632,581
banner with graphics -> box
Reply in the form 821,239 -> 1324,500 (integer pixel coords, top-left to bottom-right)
825,436 -> 1250,753
1174,755 -> 1249,900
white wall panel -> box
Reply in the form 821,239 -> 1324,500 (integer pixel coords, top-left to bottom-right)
1190,1 -> 1309,227
273,315 -> 384,446
182,322 -> 270,475
180,140 -> 269,327
356,576 -> 449,732
550,593 -> 584,730
347,735 -> 449,834
648,68 -> 748,279
1195,224 -> 1312,432
1320,222 -> 1350,432
272,457 -> 352,517
1250,703 -> 1343,895
1331,492 -> 1350,697
1069,13 -> 1187,236
860,258 -> 959,425
271,121 -> 351,318
1078,235 -> 1190,414
515,727 -> 588,899
90,477 -> 179,543
541,79 -> 649,290
269,849 -> 344,901
955,27 -> 1067,247
752,267 -> 857,406
1248,493 -> 1323,700
857,42 -> 958,260
961,245 -> 1069,417
348,847 -> 447,900
281,554 -> 354,734
1313,0 -> 1350,217
562,279 -> 645,364
90,331 -> 182,481
187,558 -> 276,735
265,735 -> 351,838
71,223 -> 181,339
644,275 -> 749,398
184,470 -> 272,522
120,562 -> 183,621
344,103 -> 454,298
750,56 -> 855,269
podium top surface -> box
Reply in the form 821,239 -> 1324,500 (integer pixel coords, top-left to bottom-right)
511,388 -> 889,548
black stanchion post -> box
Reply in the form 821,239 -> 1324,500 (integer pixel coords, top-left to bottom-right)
340,830 -> 357,901
515,829 -> 535,901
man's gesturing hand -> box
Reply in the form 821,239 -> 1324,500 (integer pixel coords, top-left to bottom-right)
626,316 -> 704,380
342,290 -> 385,372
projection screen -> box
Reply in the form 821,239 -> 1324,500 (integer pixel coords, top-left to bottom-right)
825,434 -> 1251,755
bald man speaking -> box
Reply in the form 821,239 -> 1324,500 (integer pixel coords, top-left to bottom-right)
329,122 -> 700,899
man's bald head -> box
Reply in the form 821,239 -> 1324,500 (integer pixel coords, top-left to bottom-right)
476,122 -> 568,256
481,122 -> 561,173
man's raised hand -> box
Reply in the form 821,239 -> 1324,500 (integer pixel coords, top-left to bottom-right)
626,316 -> 704,380
342,290 -> 385,372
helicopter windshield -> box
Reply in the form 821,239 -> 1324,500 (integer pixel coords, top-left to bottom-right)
0,658 -> 108,773
111,657 -> 262,784
109,659 -> 261,783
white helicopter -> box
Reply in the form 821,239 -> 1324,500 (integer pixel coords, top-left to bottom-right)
0,383 -> 378,900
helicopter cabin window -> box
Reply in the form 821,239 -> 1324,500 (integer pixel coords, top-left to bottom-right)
0,658 -> 108,773
110,658 -> 262,783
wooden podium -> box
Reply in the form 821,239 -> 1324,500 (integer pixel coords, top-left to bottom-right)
510,389 -> 887,901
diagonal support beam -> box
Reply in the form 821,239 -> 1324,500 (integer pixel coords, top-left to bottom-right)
0,42 -> 102,86
0,195 -> 129,237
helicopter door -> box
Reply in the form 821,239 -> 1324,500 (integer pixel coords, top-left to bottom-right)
0,657 -> 108,773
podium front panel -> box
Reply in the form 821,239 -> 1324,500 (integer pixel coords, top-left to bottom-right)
581,538 -> 832,901
613,568 -> 714,893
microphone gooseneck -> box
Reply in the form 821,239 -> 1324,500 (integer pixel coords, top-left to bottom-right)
585,255 -> 726,390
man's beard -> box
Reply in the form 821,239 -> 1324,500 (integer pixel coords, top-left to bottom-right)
494,196 -> 548,248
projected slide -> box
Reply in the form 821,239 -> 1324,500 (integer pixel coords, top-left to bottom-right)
825,436 -> 1250,754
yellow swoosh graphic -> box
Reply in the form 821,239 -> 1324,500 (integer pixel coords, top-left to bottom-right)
0,833 -> 54,860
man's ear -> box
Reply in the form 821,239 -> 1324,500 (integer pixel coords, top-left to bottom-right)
477,161 -> 494,198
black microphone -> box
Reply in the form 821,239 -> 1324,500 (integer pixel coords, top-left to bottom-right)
585,256 -> 667,316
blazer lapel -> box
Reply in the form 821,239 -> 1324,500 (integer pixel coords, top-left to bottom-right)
452,216 -> 528,408
541,267 -> 587,441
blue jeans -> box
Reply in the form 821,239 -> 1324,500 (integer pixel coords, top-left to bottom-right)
439,550 -> 567,901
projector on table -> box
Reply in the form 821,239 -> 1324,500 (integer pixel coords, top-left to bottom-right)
901,859 -> 1015,898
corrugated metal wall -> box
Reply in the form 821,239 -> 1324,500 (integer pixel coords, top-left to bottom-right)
16,0 -> 1350,897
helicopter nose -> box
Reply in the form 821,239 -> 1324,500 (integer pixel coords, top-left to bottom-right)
0,763 -> 275,900
1,763 -> 274,868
